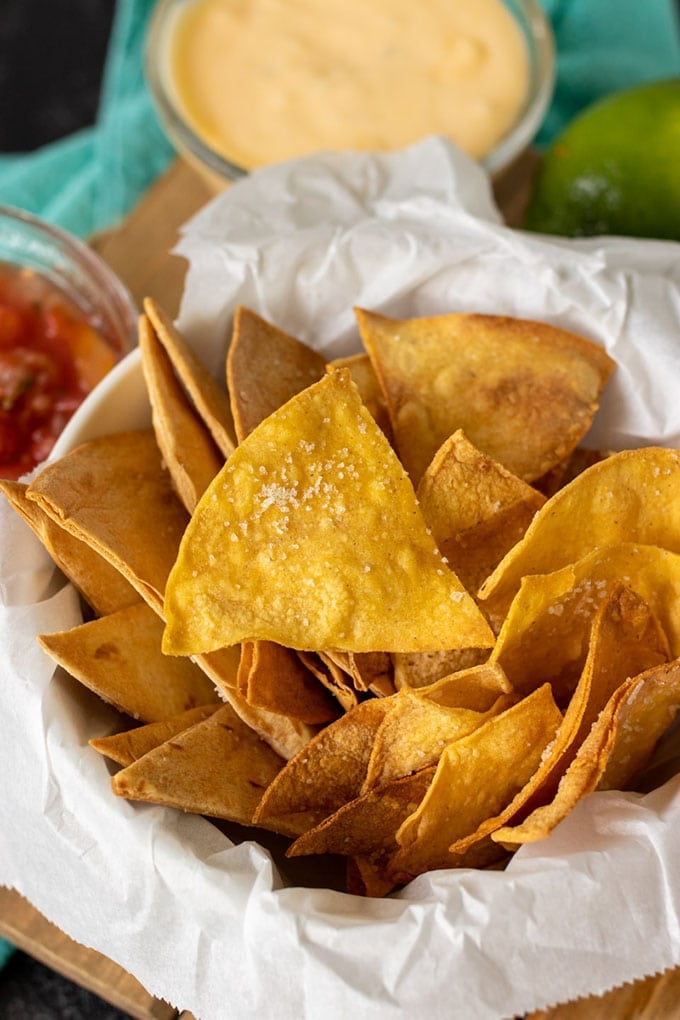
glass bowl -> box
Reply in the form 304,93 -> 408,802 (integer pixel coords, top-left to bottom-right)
145,0 -> 555,189
0,206 -> 137,477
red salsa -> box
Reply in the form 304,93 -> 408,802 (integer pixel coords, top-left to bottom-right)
0,263 -> 118,479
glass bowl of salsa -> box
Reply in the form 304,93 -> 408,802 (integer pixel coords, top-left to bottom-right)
0,206 -> 137,480
145,0 -> 554,190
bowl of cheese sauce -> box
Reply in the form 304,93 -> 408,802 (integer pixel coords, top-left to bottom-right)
146,0 -> 554,187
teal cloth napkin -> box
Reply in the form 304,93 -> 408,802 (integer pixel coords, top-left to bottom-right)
0,0 -> 678,240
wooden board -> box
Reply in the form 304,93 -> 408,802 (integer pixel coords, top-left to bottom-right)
3,153 -> 679,1020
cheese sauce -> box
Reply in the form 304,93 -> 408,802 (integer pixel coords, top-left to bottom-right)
168,0 -> 530,170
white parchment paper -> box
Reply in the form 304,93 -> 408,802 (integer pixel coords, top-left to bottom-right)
2,137 -> 680,1020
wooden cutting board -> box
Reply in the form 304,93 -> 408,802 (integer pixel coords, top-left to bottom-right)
1,153 -> 678,1020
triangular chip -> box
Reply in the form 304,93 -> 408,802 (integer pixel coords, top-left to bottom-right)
479,447 -> 680,618
0,479 -> 138,617
143,297 -> 236,457
227,306 -> 327,441
139,313 -> 224,513
390,684 -> 562,881
39,601 -> 219,722
298,651 -> 360,712
253,697 -> 392,836
111,703 -> 284,824
163,370 -> 494,655
493,658 -> 680,848
419,662 -> 513,712
90,705 -> 221,766
416,429 -> 546,593
219,685 -> 317,761
239,640 -> 339,724
326,352 -> 393,440
356,308 -> 614,484
27,430 -> 189,615
392,647 -> 490,690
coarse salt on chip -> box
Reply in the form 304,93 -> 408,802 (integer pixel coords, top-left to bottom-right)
163,369 -> 494,655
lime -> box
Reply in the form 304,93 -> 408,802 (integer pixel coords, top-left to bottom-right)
523,79 -> 680,240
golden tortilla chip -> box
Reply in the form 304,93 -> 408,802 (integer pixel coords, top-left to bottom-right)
0,479 -> 138,617
90,705 -> 221,766
27,430 -> 189,616
227,306 -> 327,441
299,651 -> 360,712
111,703 -> 284,824
493,659 -> 680,848
323,650 -> 395,697
390,684 -> 562,880
355,308 -> 614,484
39,601 -> 219,722
326,352 -> 392,439
139,313 -> 224,513
253,697 -> 392,836
240,640 -> 339,724
479,447 -> 680,618
143,297 -> 236,457
362,690 -> 513,792
416,430 -> 546,593
163,370 -> 494,655
418,661 -> 514,712
219,685 -> 316,761
492,543 -> 680,702
451,585 -> 669,855
392,647 -> 491,690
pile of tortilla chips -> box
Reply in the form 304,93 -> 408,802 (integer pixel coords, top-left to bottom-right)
5,297 -> 680,897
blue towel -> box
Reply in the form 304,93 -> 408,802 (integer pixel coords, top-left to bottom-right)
0,0 -> 677,240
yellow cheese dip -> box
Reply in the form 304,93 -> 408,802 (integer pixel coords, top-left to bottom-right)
167,0 -> 531,171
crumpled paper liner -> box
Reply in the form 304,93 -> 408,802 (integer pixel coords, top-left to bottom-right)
1,137 -> 680,1019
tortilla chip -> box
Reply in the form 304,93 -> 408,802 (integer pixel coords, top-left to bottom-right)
253,697 -> 392,836
355,308 -> 614,484
419,661 -> 514,712
534,447 -> 611,498
392,647 -> 491,690
416,430 -> 546,593
390,684 -> 562,880
362,690 -> 512,792
299,651 -> 360,712
451,585 -> 669,854
0,479 -> 138,617
27,430 -> 189,616
38,601 -> 219,722
227,306 -> 327,441
326,352 -> 392,439
479,447 -> 680,618
219,686 -> 317,761
90,705 -> 221,766
240,640 -> 339,724
492,543 -> 680,702
139,313 -> 224,513
111,703 -> 284,824
143,297 -> 236,458
323,650 -> 395,696
493,659 -> 680,847
163,369 -> 494,655
288,768 -> 435,858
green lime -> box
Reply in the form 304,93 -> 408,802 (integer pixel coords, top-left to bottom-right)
524,79 -> 680,240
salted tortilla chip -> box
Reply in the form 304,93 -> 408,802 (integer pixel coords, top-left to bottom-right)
493,659 -> 680,847
163,370 -> 494,655
227,306 -> 327,441
492,543 -> 680,701
240,640 -> 339,724
416,430 -> 546,593
90,705 -> 220,766
362,689 -> 512,792
253,697 -> 391,836
390,684 -> 562,880
143,297 -> 236,457
355,308 -> 614,484
111,703 -> 284,824
419,661 -> 513,712
0,479 -> 138,617
479,447 -> 680,618
139,313 -> 224,513
392,647 -> 490,690
39,601 -> 219,722
27,430 -> 189,616
326,352 -> 392,439
451,585 -> 669,855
